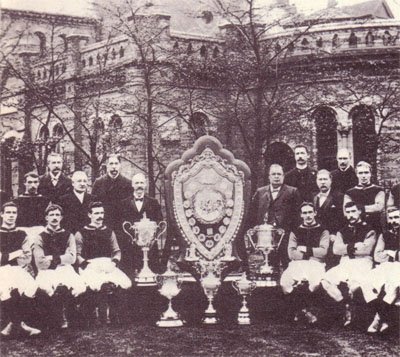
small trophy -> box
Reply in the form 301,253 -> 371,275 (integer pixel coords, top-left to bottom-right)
200,271 -> 221,324
221,242 -> 235,261
123,214 -> 167,286
156,264 -> 183,328
185,243 -> 199,261
232,273 -> 257,325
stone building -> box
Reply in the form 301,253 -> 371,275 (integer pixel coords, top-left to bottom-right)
1,0 -> 399,199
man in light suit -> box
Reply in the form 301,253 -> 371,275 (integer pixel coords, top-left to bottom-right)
248,164 -> 302,267
59,171 -> 92,234
92,154 -> 133,230
38,153 -> 72,205
119,173 -> 163,276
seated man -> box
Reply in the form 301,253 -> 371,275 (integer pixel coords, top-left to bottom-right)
34,204 -> 86,330
0,202 -> 40,337
280,202 -> 329,324
75,202 -> 131,325
361,206 -> 400,333
321,201 -> 376,327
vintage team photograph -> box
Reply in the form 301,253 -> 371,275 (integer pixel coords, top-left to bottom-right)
0,0 -> 399,356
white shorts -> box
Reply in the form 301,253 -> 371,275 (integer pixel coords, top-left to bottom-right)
79,257 -> 132,291
360,262 -> 400,304
280,260 -> 326,294
36,265 -> 87,297
0,265 -> 38,301
323,257 -> 373,292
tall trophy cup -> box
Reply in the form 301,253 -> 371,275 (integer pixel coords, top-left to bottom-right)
232,273 -> 257,325
201,271 -> 221,324
123,214 -> 167,286
156,264 -> 183,327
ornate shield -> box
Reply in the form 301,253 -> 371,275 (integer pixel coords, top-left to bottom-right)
165,136 -> 251,264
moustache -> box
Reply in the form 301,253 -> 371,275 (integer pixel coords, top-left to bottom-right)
96,217 -> 104,221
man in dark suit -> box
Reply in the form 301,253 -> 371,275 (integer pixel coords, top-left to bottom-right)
38,153 -> 72,205
248,164 -> 301,267
119,173 -> 163,277
14,172 -> 49,228
59,171 -> 92,234
331,148 -> 358,194
284,145 -> 318,202
91,154 -> 133,230
313,169 -> 345,235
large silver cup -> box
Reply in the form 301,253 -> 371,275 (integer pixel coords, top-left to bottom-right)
156,266 -> 183,327
123,215 -> 167,286
232,273 -> 257,325
200,271 -> 221,324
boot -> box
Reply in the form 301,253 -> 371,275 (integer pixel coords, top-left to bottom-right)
0,322 -> 14,337
60,307 -> 68,329
367,312 -> 380,333
20,321 -> 41,336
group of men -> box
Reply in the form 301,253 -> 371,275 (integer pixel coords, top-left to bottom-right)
0,153 -> 162,337
249,145 -> 399,333
0,146 -> 399,338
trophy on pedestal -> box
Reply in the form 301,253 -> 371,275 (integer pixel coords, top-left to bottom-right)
156,264 -> 183,327
232,273 -> 257,325
200,270 -> 221,324
123,214 -> 167,286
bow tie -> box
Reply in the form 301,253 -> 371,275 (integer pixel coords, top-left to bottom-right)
271,188 -> 280,193
135,198 -> 144,202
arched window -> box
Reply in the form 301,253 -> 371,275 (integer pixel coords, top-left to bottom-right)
112,48 -> 116,59
119,47 -> 125,58
39,125 -> 49,141
212,46 -> 219,58
365,31 -> 374,46
52,124 -> 63,138
264,142 -> 295,178
350,105 -> 377,177
82,59 -> 86,67
200,45 -> 207,57
187,42 -> 193,54
313,106 -> 338,171
89,56 -> 93,66
332,34 -> 339,48
59,34 -> 68,52
190,112 -> 210,138
301,38 -> 309,46
349,31 -> 358,47
383,30 -> 392,46
316,37 -> 323,48
110,114 -> 123,129
35,31 -> 46,57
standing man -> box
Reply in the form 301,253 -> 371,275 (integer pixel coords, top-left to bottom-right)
248,164 -> 301,267
34,204 -> 86,330
75,202 -> 131,325
331,148 -> 358,194
321,201 -> 376,327
38,153 -> 72,205
14,172 -> 49,228
92,154 -> 133,230
284,145 -> 318,202
388,183 -> 399,208
280,202 -> 329,324
119,173 -> 163,276
59,171 -> 92,234
313,169 -> 345,235
0,202 -> 41,337
344,161 -> 384,233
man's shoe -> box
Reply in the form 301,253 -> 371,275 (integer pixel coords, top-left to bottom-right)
61,309 -> 68,329
303,309 -> 317,325
367,313 -> 380,333
1,322 -> 14,337
20,322 -> 41,336
343,303 -> 353,327
380,322 -> 389,333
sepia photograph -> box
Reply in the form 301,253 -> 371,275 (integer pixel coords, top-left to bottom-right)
0,0 -> 399,356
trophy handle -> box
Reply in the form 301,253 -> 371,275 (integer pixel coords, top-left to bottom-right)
245,228 -> 257,250
156,221 -> 167,241
155,274 -> 163,288
122,221 -> 137,244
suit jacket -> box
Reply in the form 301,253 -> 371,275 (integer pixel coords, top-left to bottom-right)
284,166 -> 318,202
313,190 -> 345,234
59,192 -> 92,234
91,174 -> 133,230
38,173 -> 72,205
247,184 -> 301,232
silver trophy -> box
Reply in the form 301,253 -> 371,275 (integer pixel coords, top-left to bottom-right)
156,264 -> 183,327
123,214 -> 167,286
200,271 -> 221,324
232,273 -> 257,325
